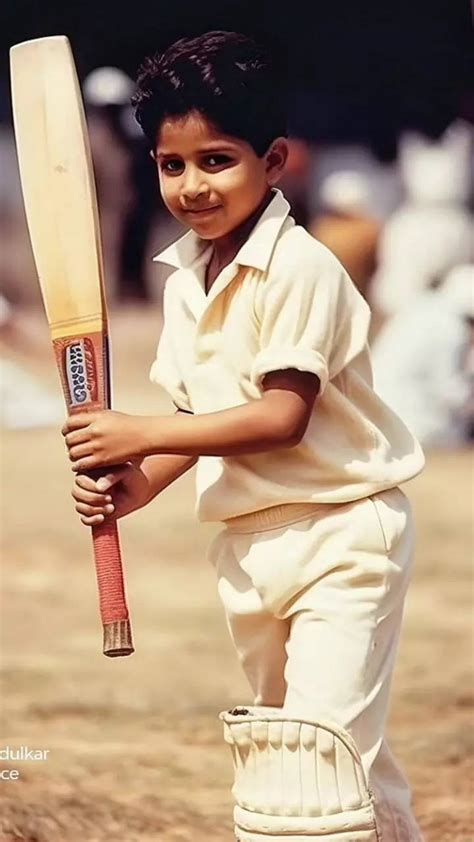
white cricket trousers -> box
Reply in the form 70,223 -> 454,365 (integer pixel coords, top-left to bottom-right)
209,487 -> 423,839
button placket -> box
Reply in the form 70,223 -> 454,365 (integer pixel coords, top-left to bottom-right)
182,268 -> 208,323
203,263 -> 238,306
194,263 -> 240,352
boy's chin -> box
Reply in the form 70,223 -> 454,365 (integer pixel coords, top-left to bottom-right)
188,220 -> 232,239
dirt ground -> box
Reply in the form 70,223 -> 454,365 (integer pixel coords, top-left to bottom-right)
1,308 -> 472,841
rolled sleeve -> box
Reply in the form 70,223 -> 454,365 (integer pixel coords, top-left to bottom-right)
252,233 -> 371,397
251,347 -> 328,393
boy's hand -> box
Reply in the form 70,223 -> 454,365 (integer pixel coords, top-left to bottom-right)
62,410 -> 148,470
72,463 -> 153,526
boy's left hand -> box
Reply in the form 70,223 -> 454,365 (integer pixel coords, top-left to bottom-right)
62,410 -> 148,471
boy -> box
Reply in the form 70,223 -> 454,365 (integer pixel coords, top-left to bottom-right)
63,31 -> 425,841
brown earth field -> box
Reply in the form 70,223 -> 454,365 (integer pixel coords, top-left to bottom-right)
1,308 -> 473,841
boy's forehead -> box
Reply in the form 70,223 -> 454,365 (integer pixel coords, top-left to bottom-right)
156,111 -> 247,153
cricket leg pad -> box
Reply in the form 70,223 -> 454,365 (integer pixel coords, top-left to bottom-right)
219,706 -> 379,841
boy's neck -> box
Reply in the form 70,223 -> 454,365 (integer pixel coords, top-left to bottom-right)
210,189 -> 274,271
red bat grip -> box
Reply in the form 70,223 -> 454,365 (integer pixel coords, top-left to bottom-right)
54,331 -> 134,657
91,519 -> 133,656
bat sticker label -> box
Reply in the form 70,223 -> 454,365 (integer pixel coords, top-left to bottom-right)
64,338 -> 98,405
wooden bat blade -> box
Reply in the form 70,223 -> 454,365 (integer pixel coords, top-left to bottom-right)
10,36 -> 105,339
10,36 -> 133,657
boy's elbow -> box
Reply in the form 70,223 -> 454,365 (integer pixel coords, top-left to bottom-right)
260,371 -> 319,449
284,423 -> 308,448
271,412 -> 310,448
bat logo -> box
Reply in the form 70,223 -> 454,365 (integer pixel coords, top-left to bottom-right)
65,338 -> 98,405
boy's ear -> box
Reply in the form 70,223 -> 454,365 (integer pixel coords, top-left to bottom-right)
265,138 -> 289,185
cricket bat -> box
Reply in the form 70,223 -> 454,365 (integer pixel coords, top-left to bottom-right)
10,35 -> 134,657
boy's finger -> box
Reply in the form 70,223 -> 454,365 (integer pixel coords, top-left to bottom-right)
69,443 -> 93,462
75,474 -> 102,492
72,487 -> 112,506
96,465 -> 131,491
65,428 -> 91,447
76,502 -> 115,517
62,413 -> 94,435
80,514 -> 105,526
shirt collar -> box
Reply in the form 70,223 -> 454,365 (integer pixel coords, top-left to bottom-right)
152,188 -> 291,273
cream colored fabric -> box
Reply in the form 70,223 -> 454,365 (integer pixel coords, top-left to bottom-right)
150,189 -> 425,523
210,487 -> 423,840
220,706 -> 378,841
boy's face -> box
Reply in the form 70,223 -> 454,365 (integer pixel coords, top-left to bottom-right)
153,111 -> 287,241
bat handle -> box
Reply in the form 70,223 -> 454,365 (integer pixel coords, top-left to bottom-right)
91,519 -> 134,657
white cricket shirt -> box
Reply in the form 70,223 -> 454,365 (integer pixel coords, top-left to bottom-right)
150,189 -> 425,522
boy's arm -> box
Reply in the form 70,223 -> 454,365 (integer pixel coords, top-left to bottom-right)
142,369 -> 319,457
133,408 -> 197,498
63,370 -> 319,470
74,451 -> 197,526
139,451 -> 198,498
72,410 -> 198,527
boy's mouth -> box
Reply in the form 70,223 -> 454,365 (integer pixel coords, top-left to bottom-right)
185,205 -> 221,216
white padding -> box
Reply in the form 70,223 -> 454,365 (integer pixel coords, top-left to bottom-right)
220,706 -> 378,841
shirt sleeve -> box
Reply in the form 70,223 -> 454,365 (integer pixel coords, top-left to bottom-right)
149,280 -> 193,413
251,234 -> 371,396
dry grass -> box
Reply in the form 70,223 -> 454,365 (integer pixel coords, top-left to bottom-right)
1,308 -> 473,841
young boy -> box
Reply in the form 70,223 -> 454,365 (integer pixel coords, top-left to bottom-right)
63,31 -> 425,841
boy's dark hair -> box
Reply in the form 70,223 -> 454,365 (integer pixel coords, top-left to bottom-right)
132,31 -> 288,156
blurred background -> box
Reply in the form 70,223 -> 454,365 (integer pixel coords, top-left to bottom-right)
1,0 -> 473,444
1,2 -> 473,841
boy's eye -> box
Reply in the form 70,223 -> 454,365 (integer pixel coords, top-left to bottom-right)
204,154 -> 232,167
159,154 -> 232,174
160,159 -> 183,173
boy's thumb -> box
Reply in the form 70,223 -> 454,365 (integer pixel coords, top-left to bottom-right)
96,465 -> 130,492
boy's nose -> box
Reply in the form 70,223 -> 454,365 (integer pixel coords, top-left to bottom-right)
180,169 -> 210,203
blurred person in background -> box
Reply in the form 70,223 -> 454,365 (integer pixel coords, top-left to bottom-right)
309,170 -> 381,302
83,66 -> 136,302
0,121 -> 43,308
277,136 -> 312,226
370,121 -> 473,322
371,264 -> 474,447
304,142 -> 403,224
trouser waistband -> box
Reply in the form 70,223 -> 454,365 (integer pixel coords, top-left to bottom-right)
223,502 -> 329,534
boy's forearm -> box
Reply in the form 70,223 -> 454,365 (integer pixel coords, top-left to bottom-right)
63,388 -> 311,470
140,396 -> 300,458
140,452 -> 198,499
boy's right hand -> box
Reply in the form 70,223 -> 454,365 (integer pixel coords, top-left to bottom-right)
72,462 -> 153,526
